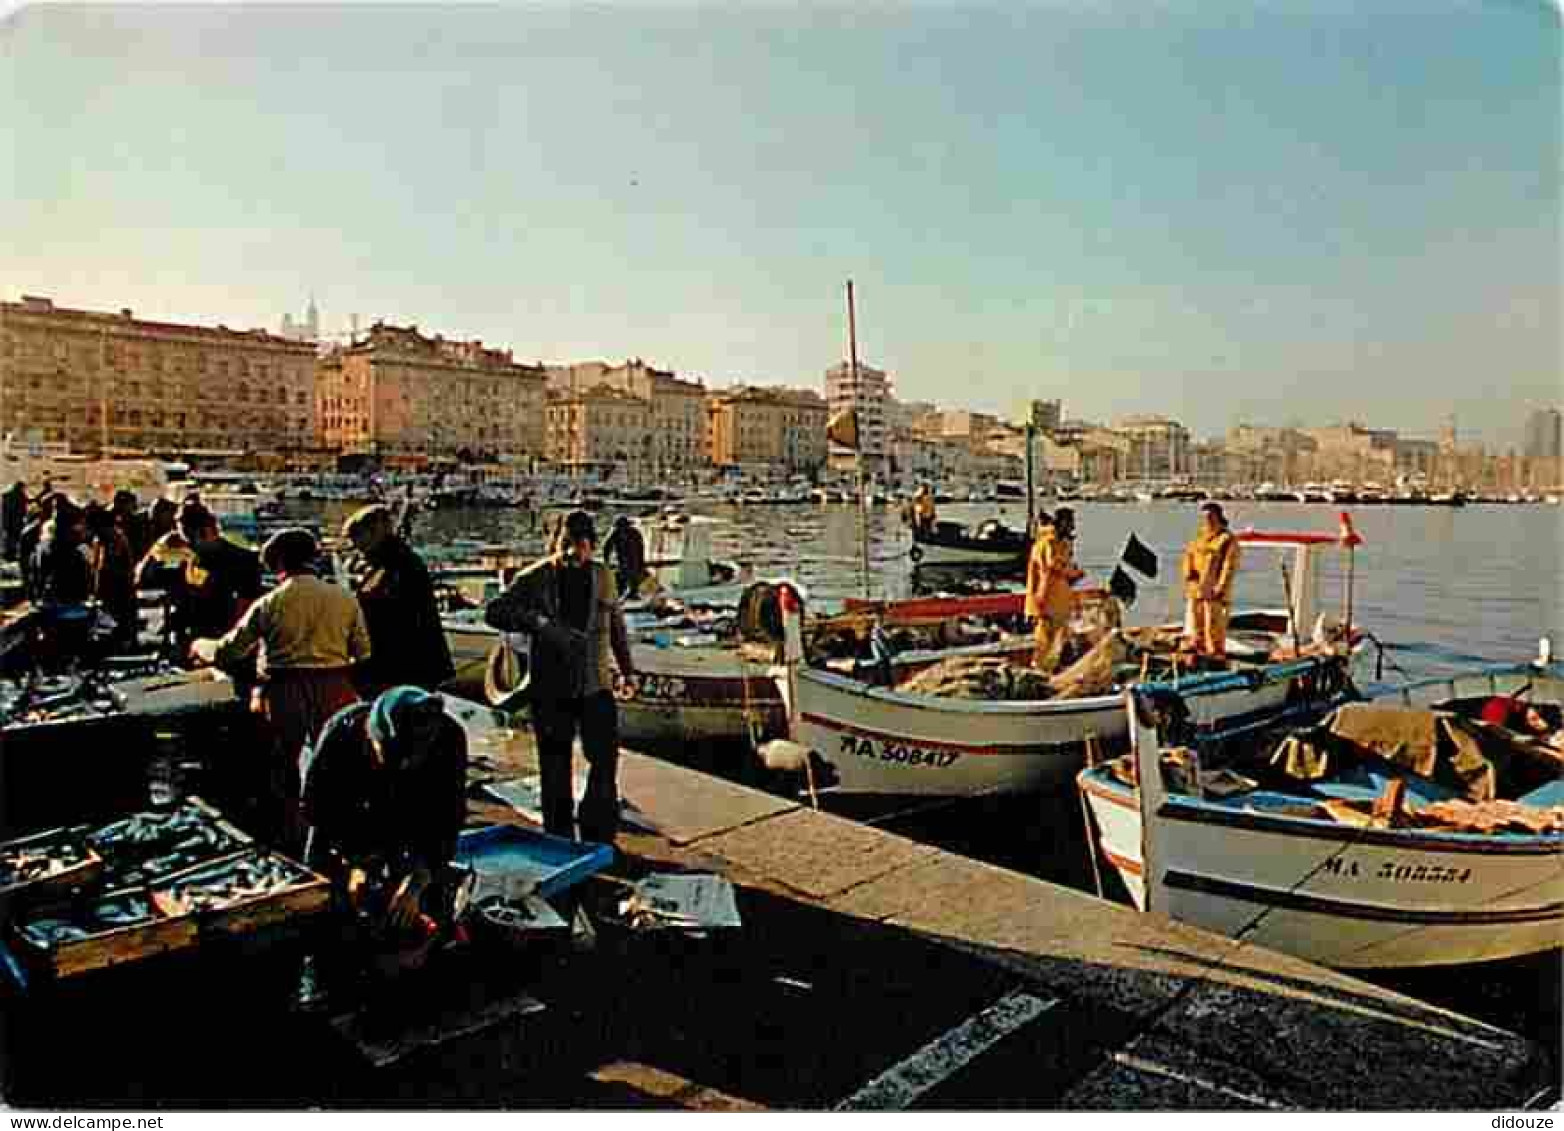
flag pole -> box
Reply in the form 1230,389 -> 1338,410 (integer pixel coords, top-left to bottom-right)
847,279 -> 870,598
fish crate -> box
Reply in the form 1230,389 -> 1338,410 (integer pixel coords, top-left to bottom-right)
455,824 -> 614,901
118,669 -> 236,717
0,826 -> 104,920
149,848 -> 332,942
88,798 -> 255,889
11,886 -> 200,979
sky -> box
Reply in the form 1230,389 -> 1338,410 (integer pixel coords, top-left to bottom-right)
1,1 -> 1559,445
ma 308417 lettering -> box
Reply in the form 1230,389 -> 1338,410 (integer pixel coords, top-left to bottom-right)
839,734 -> 959,769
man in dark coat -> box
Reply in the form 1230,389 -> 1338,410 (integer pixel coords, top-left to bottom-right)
302,686 -> 468,935
33,498 -> 91,607
602,515 -> 648,597
484,510 -> 635,846
343,504 -> 455,697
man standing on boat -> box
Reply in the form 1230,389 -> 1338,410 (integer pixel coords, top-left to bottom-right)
484,510 -> 635,848
911,484 -> 937,534
1025,508 -> 1084,672
1182,502 -> 1240,662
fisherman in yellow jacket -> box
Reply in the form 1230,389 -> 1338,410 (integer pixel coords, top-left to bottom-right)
1182,502 -> 1240,660
1024,508 -> 1084,672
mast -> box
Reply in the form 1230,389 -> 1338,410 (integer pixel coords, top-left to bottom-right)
847,280 -> 870,597
1025,421 -> 1036,535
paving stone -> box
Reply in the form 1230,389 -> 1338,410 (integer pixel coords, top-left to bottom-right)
699,805 -> 937,900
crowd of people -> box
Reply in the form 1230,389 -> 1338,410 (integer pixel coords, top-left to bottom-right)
5,482 -> 645,985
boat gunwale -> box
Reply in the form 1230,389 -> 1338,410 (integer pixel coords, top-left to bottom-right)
1077,764 -> 1564,855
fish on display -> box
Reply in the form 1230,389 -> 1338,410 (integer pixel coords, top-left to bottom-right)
0,835 -> 88,889
17,917 -> 92,949
152,852 -> 307,916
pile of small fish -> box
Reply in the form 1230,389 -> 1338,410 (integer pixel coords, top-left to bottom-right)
88,805 -> 249,887
152,852 -> 307,916
15,893 -> 157,950
0,835 -> 90,891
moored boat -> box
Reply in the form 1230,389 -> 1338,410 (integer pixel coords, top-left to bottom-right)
787,524 -> 1368,800
909,518 -> 1029,570
1077,656 -> 1564,968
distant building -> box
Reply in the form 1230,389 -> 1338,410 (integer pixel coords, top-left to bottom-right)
1525,408 -> 1562,461
545,384 -> 652,479
1020,399 -> 1062,432
885,397 -> 937,438
278,297 -> 320,343
315,321 -> 546,465
1114,415 -> 1192,479
546,359 -> 707,473
2,294 -> 316,456
706,385 -> 827,474
824,360 -> 891,474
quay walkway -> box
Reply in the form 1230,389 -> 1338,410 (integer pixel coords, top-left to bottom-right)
1,701 -> 1551,1110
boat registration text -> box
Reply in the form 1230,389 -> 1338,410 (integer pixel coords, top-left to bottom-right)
1322,857 -> 1472,884
839,734 -> 959,769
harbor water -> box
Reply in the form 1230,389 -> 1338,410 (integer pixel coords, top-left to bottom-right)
297,496 -> 1562,1061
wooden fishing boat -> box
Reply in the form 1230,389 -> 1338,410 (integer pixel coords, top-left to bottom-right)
909,518 -> 1029,570
1077,657 -> 1564,969
788,526 -> 1367,799
794,653 -> 1349,798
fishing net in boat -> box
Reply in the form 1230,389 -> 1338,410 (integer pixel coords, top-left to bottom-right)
894,656 -> 1055,701
1048,631 -> 1134,700
893,630 -> 1137,702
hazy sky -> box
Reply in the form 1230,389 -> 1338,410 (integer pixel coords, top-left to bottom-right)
2,1 -> 1558,443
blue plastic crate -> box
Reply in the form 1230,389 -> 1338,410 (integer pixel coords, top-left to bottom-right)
454,824 -> 613,900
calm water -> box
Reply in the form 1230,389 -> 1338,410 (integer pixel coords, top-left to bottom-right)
326,497 -> 1563,681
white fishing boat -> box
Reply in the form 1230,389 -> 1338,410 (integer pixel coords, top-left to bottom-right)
1077,655 -> 1564,969
787,525 -> 1368,799
794,652 -> 1349,798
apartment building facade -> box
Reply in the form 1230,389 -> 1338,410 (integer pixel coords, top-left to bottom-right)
1,294 -> 316,456
315,322 -> 546,465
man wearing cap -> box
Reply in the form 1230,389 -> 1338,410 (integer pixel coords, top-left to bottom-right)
484,509 -> 635,846
1024,507 -> 1085,673
191,529 -> 371,849
1182,502 -> 1240,661
342,504 -> 454,697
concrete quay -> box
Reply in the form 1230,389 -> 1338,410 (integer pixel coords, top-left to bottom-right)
1,703 -> 1551,1111
446,706 -> 1549,1111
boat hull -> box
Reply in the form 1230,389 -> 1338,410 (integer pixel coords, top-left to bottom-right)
1081,772 -> 1563,968
798,664 -> 1304,798
443,617 -> 783,747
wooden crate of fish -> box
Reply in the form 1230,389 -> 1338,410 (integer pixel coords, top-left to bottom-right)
0,826 -> 103,912
12,887 -> 201,979
150,848 -> 331,941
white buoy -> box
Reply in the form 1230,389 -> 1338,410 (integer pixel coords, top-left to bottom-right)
758,739 -> 812,773
1539,636 -> 1553,667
